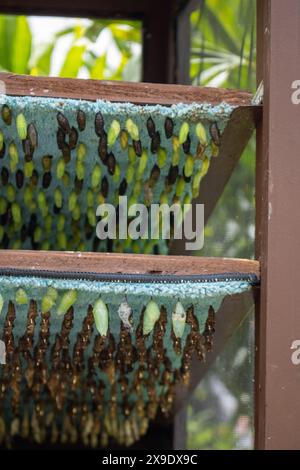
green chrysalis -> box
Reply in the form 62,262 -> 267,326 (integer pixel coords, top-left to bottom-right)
0,293 -> 3,315
93,298 -> 109,336
179,121 -> 189,144
108,119 -> 121,147
41,287 -> 58,313
126,118 -> 139,141
195,122 -> 207,146
15,288 -> 28,305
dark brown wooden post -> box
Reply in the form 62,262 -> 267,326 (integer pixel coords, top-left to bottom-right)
255,0 -> 300,449
142,1 -> 176,84
175,0 -> 203,85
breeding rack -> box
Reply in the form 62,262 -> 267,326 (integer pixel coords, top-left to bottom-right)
0,0 -> 299,450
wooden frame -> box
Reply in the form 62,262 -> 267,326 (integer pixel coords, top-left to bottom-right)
0,72 -> 260,253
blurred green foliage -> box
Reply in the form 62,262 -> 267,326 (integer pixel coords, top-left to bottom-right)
187,313 -> 254,450
191,0 -> 256,90
0,16 -> 32,74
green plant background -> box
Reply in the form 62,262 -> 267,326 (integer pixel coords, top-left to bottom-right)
0,0 -> 256,449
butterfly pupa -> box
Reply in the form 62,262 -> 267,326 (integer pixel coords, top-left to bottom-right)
8,142 -> 19,173
91,164 -> 102,189
76,143 -> 86,162
57,290 -> 77,315
108,119 -> 121,147
93,298 -> 109,336
27,123 -> 38,149
118,299 -> 133,331
0,131 -> 3,152
2,104 -> 12,125
56,158 -> 65,179
172,301 -> 187,338
143,300 -> 160,335
77,109 -> 86,132
15,288 -> 28,305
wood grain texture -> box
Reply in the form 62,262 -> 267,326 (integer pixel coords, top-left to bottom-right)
0,250 -> 260,278
0,73 -> 261,258
0,72 -> 253,106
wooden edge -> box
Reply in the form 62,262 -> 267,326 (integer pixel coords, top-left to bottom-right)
174,289 -> 255,411
0,0 -> 147,18
0,250 -> 260,278
170,105 -> 261,254
0,0 -> 184,19
0,72 -> 255,106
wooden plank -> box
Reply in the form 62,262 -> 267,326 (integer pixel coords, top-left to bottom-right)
175,289 -> 255,411
255,0 -> 300,450
0,250 -> 260,278
0,75 -> 259,243
0,72 -> 253,106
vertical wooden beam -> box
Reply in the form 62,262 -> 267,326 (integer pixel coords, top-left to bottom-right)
175,3 -> 191,84
255,0 -> 300,449
175,0 -> 199,84
143,0 -> 196,84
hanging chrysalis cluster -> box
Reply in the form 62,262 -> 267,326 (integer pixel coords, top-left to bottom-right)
0,98 -> 224,253
0,287 -> 216,448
